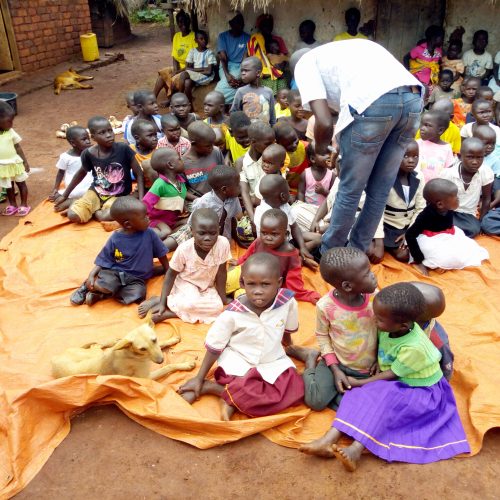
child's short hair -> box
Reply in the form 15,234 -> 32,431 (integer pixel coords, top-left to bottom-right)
375,283 -> 426,323
0,100 -> 15,117
274,122 -> 296,142
471,98 -> 492,113
448,39 -> 462,51
65,125 -> 87,143
161,114 -> 180,128
287,89 -> 301,103
241,252 -> 281,279
299,19 -> 316,33
187,121 -> 215,143
195,29 -> 209,42
176,9 -> 191,28
88,115 -> 110,134
259,174 -> 288,198
243,56 -> 263,72
439,69 -> 454,80
476,86 -> 494,99
191,207 -> 218,227
472,29 -> 488,44
170,92 -> 190,105
204,90 -> 225,105
425,25 -> 445,41
131,118 -> 154,138
133,89 -> 155,106
473,124 -> 496,141
229,111 -> 251,131
424,110 -> 450,130
261,208 -> 288,230
248,121 -> 274,141
110,196 -> 144,222
319,247 -> 366,284
423,178 -> 458,203
208,164 -> 239,191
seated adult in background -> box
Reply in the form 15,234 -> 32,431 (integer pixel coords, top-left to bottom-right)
247,14 -> 289,96
215,11 -> 250,106
154,10 -> 197,106
409,25 -> 444,95
295,20 -> 322,51
292,41 -> 423,257
333,8 -> 367,41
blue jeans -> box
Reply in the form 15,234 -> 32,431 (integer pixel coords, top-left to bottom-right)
321,88 -> 423,253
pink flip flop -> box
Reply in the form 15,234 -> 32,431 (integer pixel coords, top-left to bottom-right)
15,206 -> 31,217
1,205 -> 18,216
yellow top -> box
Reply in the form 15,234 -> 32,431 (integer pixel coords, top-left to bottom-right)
415,122 -> 461,155
275,103 -> 291,119
172,31 -> 197,69
333,31 -> 367,42
225,132 -> 249,164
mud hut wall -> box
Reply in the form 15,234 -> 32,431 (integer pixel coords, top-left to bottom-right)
7,0 -> 92,72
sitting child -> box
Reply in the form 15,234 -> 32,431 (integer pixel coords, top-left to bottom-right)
118,91 -> 139,136
465,86 -> 496,124
230,56 -> 276,126
225,111 -> 251,166
288,247 -> 378,412
440,137 -> 493,237
238,121 -> 275,221
157,114 -> 191,156
428,69 -> 460,105
460,99 -> 500,141
297,151 -> 335,206
138,208 -> 230,324
70,196 -> 168,306
124,89 -> 163,145
383,140 -> 425,262
227,208 -> 320,303
142,148 -> 186,240
55,116 -> 144,224
463,29 -> 493,83
49,125 -> 92,213
254,174 -> 317,268
203,90 -> 228,136
452,76 -> 480,128
405,178 -> 489,275
177,30 -> 217,104
300,282 -> 470,470
213,128 -> 227,157
164,164 -> 241,252
129,119 -> 159,190
274,123 -> 310,199
254,143 -> 287,199
169,92 -> 199,137
280,89 -> 309,140
441,39 -> 465,93
178,252 -> 305,419
411,281 -> 454,380
417,110 -> 454,182
275,88 -> 291,119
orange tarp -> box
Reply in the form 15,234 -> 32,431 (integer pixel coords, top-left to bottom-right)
1,202 -> 499,497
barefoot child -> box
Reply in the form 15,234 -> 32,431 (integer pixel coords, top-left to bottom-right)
383,140 -> 425,262
124,90 -> 163,145
142,148 -> 186,240
138,208 -> 230,324
227,208 -> 320,303
452,76 -> 480,128
417,110 -> 454,182
55,116 -> 144,224
130,119 -> 159,189
275,88 -> 291,119
225,111 -> 251,166
405,178 -> 489,275
178,252 -> 305,419
290,247 -> 378,412
440,137 -> 493,237
0,101 -> 31,216
70,196 -> 168,306
300,282 -> 470,470
428,69 -> 460,104
49,125 -> 92,213
157,114 -> 191,156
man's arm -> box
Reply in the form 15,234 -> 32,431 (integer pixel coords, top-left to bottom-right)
310,99 -> 333,158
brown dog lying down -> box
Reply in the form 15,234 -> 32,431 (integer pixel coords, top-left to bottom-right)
54,68 -> 94,95
51,312 -> 195,380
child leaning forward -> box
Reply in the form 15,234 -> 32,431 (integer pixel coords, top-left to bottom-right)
178,252 -> 304,420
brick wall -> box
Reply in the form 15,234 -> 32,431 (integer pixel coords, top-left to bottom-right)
8,0 -> 92,72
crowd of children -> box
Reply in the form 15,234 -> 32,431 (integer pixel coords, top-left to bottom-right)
6,18 -> 500,472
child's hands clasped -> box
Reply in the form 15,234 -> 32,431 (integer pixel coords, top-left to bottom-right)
331,365 -> 352,393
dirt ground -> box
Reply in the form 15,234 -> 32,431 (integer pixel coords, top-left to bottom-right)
2,23 -> 499,499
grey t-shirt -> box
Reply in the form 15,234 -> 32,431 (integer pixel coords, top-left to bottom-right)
230,84 -> 276,126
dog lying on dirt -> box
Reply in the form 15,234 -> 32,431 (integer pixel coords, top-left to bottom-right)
53,68 -> 94,95
51,312 -> 195,380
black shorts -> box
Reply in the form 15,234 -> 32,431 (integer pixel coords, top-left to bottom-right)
94,269 -> 146,305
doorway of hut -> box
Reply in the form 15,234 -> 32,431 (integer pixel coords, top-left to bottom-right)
375,0 -> 446,62
0,0 -> 20,80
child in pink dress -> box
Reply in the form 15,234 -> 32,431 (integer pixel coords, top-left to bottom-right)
417,110 -> 454,182
138,208 -> 231,323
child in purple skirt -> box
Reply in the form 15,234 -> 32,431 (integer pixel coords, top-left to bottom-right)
300,282 -> 469,470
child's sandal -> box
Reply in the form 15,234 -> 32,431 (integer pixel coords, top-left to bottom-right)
1,205 -> 18,216
15,206 -> 31,217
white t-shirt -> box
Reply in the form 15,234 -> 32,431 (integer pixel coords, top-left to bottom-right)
294,40 -> 423,136
463,49 -> 493,78
460,122 -> 500,144
440,161 -> 494,215
56,152 -> 93,198
254,200 -> 296,236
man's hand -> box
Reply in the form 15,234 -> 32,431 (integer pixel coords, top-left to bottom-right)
178,377 -> 204,399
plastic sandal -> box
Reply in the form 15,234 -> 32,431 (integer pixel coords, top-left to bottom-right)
1,205 -> 18,216
15,206 -> 31,217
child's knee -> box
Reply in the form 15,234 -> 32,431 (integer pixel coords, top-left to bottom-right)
67,209 -> 83,223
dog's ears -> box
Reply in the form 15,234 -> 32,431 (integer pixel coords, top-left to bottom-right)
111,338 -> 132,351
144,310 -> 155,329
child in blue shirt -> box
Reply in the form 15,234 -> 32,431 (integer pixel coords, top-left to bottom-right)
70,196 -> 168,306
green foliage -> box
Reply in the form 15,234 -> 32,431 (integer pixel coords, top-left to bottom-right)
130,8 -> 169,24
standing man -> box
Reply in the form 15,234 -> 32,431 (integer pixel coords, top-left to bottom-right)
292,40 -> 423,255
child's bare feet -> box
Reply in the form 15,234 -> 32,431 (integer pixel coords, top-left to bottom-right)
285,345 -> 320,370
101,220 -> 121,232
138,296 -> 160,318
220,400 -> 235,421
332,442 -> 364,471
180,390 -> 196,404
299,428 -> 342,457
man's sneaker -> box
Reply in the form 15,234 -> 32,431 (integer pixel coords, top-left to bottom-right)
70,283 -> 88,305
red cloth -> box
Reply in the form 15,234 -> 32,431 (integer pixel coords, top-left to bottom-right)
215,366 -> 304,417
237,239 -> 320,304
